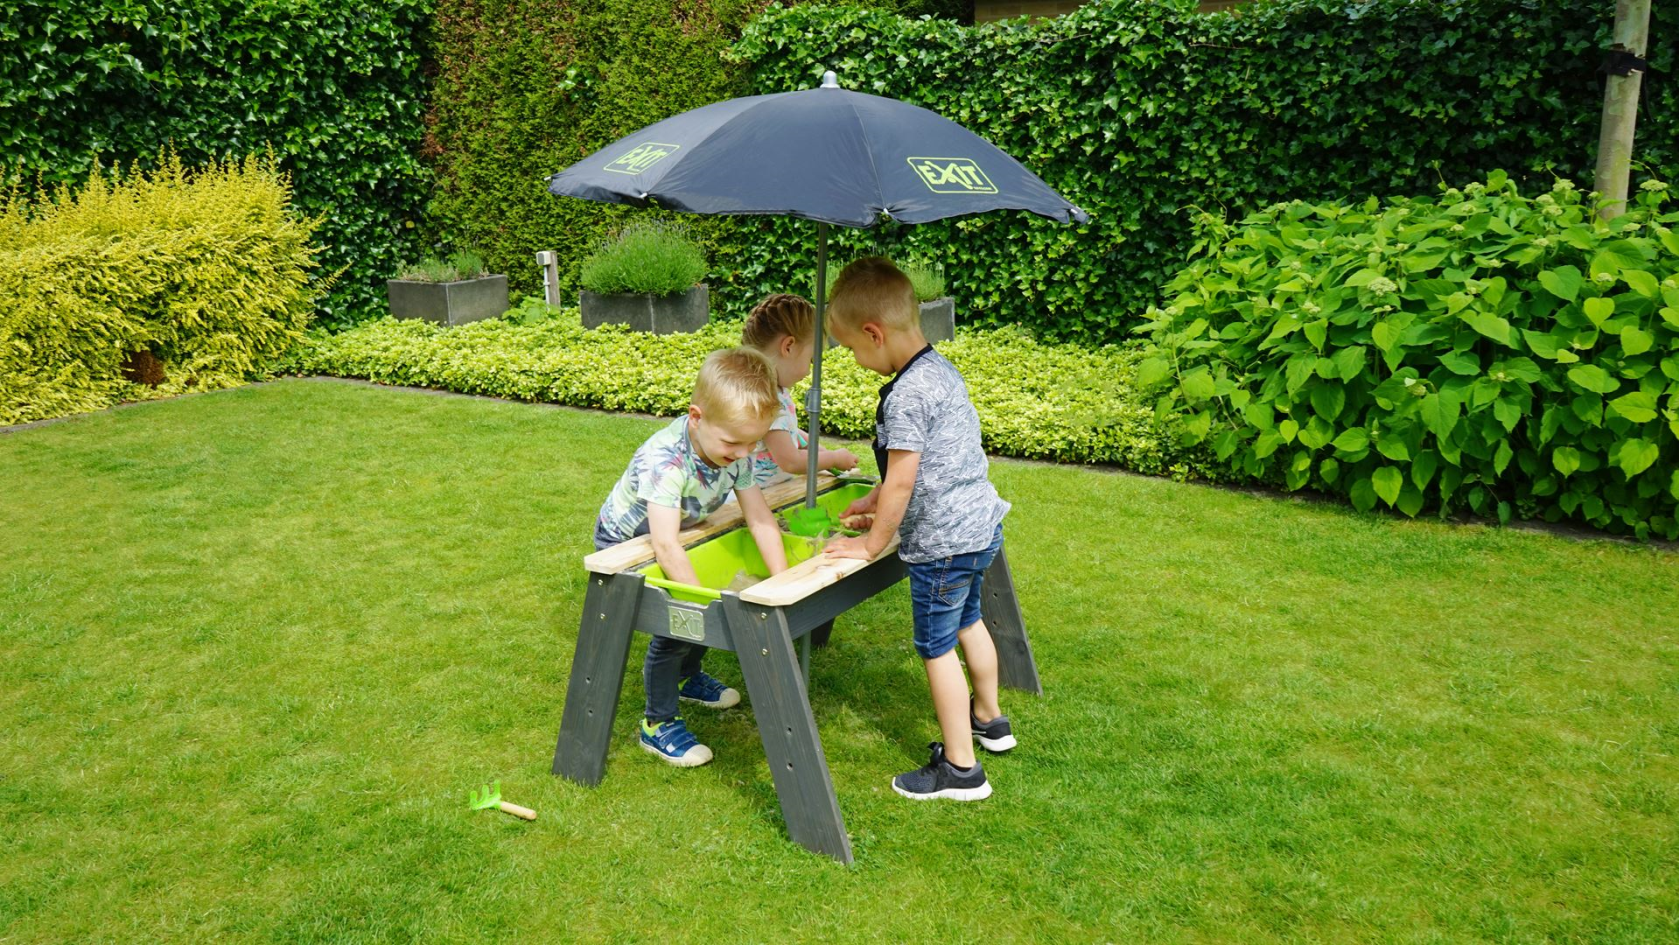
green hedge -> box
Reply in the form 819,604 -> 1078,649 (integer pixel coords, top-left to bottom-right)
0,0 -> 432,329
423,0 -> 974,315
728,0 -> 1679,343
1,153 -> 324,425
1136,174 -> 1679,539
283,298 -> 1195,475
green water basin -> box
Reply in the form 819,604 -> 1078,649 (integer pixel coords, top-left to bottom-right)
638,481 -> 876,605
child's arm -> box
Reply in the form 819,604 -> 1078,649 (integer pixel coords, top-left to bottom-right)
824,449 -> 918,560
646,503 -> 701,586
764,429 -> 858,474
735,485 -> 790,575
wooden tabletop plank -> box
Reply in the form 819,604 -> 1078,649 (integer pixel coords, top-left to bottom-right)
739,534 -> 901,607
582,472 -> 848,574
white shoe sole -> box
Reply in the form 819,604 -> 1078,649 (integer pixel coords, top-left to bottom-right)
891,779 -> 992,801
679,689 -> 741,709
640,738 -> 713,767
974,731 -> 1016,752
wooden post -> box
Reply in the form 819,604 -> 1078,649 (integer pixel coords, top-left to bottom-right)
1593,0 -> 1652,220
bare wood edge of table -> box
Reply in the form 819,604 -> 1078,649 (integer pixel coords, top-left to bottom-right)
582,472 -> 851,575
738,534 -> 902,607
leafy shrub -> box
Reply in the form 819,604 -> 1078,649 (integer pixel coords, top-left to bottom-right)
284,296 -> 1197,475
0,152 -> 325,425
1136,173 -> 1679,539
422,0 -> 969,314
397,250 -> 489,283
730,0 -> 1679,342
904,261 -> 947,302
1,0 -> 432,329
579,223 -> 707,296
822,258 -> 947,302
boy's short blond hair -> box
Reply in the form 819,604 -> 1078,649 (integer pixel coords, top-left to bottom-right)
742,293 -> 816,351
693,347 -> 780,427
827,257 -> 917,332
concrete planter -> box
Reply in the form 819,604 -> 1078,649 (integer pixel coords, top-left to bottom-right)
580,284 -> 709,333
386,275 -> 509,327
918,297 -> 955,343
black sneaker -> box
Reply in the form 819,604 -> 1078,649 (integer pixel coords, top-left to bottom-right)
971,699 -> 1017,753
891,742 -> 991,801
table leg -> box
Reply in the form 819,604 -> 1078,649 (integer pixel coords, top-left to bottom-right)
722,595 -> 852,864
552,572 -> 643,785
982,547 -> 1042,695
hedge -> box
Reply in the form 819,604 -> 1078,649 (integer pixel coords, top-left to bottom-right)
282,297 -> 1196,476
423,0 -> 970,314
0,153 -> 324,425
0,0 -> 432,329
1136,173 -> 1679,539
727,0 -> 1679,343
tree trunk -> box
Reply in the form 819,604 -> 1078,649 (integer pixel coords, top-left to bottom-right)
1593,0 -> 1652,220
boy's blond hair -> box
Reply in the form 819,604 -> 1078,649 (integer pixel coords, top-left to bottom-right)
741,293 -> 815,351
827,257 -> 917,332
693,347 -> 780,427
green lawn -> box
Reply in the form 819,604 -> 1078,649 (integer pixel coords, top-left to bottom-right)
2,378 -> 1676,943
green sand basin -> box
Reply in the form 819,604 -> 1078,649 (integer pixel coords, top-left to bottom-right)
639,481 -> 874,604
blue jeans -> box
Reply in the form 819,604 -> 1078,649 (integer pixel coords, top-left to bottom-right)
906,524 -> 1004,660
595,529 -> 705,723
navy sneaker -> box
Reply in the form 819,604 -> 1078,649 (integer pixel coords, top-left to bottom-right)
639,717 -> 713,767
971,699 -> 1017,753
891,742 -> 991,801
678,671 -> 741,709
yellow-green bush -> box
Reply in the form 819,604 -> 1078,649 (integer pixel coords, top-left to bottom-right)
0,152 -> 326,425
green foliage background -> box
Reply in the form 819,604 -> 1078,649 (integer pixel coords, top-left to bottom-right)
0,0 -> 433,328
423,0 -> 970,316
1,153 -> 324,424
1137,174 -> 1679,538
731,0 -> 1679,342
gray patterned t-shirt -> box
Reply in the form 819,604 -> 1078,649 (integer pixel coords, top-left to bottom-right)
877,348 -> 1009,563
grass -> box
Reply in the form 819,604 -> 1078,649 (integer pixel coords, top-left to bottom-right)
2,378 -> 1676,943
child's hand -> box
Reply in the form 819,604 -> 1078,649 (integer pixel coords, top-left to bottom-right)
823,535 -> 874,560
843,491 -> 878,518
827,449 -> 859,472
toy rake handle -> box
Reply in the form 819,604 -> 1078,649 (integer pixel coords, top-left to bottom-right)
498,801 -> 537,821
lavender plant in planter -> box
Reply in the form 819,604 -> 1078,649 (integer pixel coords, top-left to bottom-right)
387,250 -> 509,327
578,222 -> 710,333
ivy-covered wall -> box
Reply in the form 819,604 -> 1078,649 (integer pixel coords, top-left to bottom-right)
422,0 -> 972,313
728,0 -> 1679,343
0,0 -> 435,329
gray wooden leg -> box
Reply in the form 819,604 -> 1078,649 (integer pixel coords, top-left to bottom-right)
981,547 -> 1042,695
722,595 -> 852,864
553,572 -> 643,785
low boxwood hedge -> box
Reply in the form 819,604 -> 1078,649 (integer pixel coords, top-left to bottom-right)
282,297 -> 1200,477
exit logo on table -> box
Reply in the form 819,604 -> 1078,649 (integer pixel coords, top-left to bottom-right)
606,143 -> 680,175
907,157 -> 997,194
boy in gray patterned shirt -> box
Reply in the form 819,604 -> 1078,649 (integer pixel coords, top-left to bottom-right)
823,258 -> 1015,802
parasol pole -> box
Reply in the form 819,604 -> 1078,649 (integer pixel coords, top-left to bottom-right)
805,222 -> 828,509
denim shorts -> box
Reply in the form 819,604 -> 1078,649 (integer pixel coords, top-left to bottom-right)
907,524 -> 1004,660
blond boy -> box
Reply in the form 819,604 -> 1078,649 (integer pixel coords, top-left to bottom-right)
594,347 -> 790,766
823,258 -> 1015,801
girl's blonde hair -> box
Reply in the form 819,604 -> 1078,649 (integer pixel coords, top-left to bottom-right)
693,347 -> 780,427
742,293 -> 816,351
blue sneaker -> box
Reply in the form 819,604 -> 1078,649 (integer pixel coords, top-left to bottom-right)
640,717 -> 713,767
678,671 -> 741,709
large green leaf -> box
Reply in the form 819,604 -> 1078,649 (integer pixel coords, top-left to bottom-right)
1615,437 -> 1660,477
1372,466 -> 1402,506
1566,364 -> 1620,394
1310,382 -> 1345,421
1553,446 -> 1581,477
1608,390 -> 1658,423
1536,265 -> 1583,302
